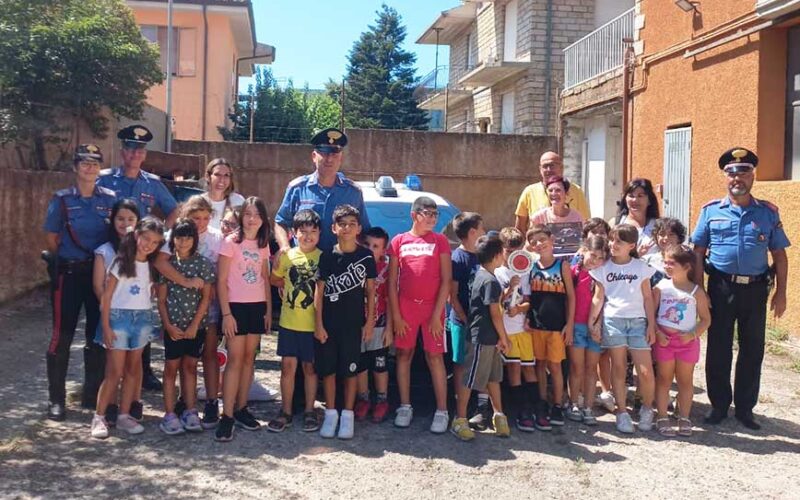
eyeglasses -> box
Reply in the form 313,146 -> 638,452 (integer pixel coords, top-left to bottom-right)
416,209 -> 439,219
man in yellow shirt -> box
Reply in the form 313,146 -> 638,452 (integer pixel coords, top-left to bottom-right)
514,151 -> 590,233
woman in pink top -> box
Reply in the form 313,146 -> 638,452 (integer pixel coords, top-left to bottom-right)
530,176 -> 586,225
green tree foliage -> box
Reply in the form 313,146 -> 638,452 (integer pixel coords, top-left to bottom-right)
0,0 -> 163,168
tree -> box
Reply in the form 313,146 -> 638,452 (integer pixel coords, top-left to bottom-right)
0,0 -> 163,169
338,4 -> 428,130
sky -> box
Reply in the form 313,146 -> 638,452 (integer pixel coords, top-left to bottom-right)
247,0 -> 456,90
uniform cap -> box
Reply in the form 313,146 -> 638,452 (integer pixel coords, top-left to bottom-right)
310,127 -> 347,152
719,147 -> 758,172
74,144 -> 103,164
118,124 -> 153,149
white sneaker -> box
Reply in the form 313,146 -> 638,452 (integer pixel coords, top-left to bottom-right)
639,406 -> 655,432
430,410 -> 449,434
338,410 -> 355,440
566,404 -> 583,422
117,414 -> 145,435
596,391 -> 616,413
616,412 -> 635,434
394,405 -> 413,428
320,409 -> 339,438
91,414 -> 109,439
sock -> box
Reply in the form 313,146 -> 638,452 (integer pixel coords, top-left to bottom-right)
376,392 -> 387,403
435,409 -> 448,416
494,411 -> 505,417
357,392 -> 369,402
477,393 -> 490,406
400,403 -> 412,409
510,385 -> 524,414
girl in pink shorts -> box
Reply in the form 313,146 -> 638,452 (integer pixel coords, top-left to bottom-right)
652,245 -> 711,437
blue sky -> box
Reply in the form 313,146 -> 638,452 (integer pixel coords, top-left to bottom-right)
248,0 -> 456,89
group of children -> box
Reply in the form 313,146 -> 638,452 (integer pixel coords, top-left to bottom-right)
87,191 -> 710,443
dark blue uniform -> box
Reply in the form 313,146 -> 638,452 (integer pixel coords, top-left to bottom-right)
97,167 -> 177,219
692,196 -> 790,418
275,172 -> 371,252
43,185 -> 116,408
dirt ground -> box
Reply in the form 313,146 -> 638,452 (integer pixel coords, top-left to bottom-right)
1,289 -> 800,499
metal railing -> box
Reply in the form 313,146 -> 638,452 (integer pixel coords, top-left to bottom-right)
563,7 -> 635,90
413,65 -> 450,100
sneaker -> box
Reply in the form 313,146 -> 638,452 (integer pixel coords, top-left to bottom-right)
581,407 -> 597,426
468,402 -> 492,431
372,401 -> 389,423
430,410 -> 449,434
105,404 -> 118,427
202,400 -> 219,430
493,414 -> 511,437
616,412 -> 635,434
338,410 -> 355,439
91,414 -> 109,439
233,407 -> 260,431
215,415 -> 234,442
394,405 -> 413,428
160,413 -> 185,435
320,409 -> 339,438
549,405 -> 565,426
534,409 -> 552,431
516,412 -> 536,432
173,398 -> 186,420
47,402 -> 66,422
130,401 -> 144,422
450,417 -> 475,441
566,404 -> 583,422
596,391 -> 616,413
302,411 -> 319,432
117,414 -> 145,435
639,406 -> 655,432
354,398 -> 371,421
181,409 -> 203,433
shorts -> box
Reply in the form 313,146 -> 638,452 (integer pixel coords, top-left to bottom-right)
314,326 -> 361,378
277,327 -> 315,363
448,320 -> 469,364
361,326 -> 386,353
571,323 -> 602,354
653,331 -> 700,364
207,299 -> 221,326
164,328 -> 206,360
358,347 -> 389,374
602,317 -> 650,350
463,343 -> 503,392
501,332 -> 535,365
229,302 -> 267,335
95,309 -> 154,351
394,297 -> 446,354
531,329 -> 566,363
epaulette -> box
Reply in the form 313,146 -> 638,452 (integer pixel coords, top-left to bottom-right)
701,198 -> 723,209
342,177 -> 362,191
54,187 -> 75,198
96,186 -> 117,198
287,175 -> 307,188
758,199 -> 780,213
99,168 -> 114,176
141,170 -> 161,180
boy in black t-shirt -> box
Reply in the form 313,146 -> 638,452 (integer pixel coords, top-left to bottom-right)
314,205 -> 377,440
451,236 -> 511,441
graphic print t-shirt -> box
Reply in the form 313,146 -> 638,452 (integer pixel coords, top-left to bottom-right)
450,247 -> 480,325
469,267 -> 502,345
528,259 -> 568,332
388,231 -> 451,302
273,247 -> 321,332
589,258 -> 655,318
317,245 -> 377,330
219,235 -> 270,303
494,265 -> 531,335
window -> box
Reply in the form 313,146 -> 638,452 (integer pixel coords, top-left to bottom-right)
501,92 -> 515,134
140,25 -> 196,77
466,34 -> 475,69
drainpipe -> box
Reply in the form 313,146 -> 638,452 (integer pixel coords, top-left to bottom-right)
543,0 -> 554,135
621,38 -> 634,187
201,4 -> 208,140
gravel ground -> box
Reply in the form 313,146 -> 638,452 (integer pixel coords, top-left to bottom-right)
1,290 -> 800,499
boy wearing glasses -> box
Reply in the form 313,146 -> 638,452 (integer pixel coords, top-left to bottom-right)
388,196 -> 453,433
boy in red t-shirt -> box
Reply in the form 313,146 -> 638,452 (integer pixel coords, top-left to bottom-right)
388,196 -> 452,433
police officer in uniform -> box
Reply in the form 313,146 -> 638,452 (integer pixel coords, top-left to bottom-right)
691,147 -> 790,430
43,144 -> 116,420
274,128 -> 370,253
97,125 -> 180,391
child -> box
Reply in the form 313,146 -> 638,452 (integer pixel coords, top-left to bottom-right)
314,205 -> 376,439
566,234 -> 608,425
268,209 -> 321,433
388,196 -> 452,433
216,197 -> 273,442
447,213 -> 486,427
643,217 -> 686,286
495,227 -> 543,432
589,224 -> 657,434
451,235 -> 510,441
526,224 -> 575,427
91,217 -> 165,439
653,245 -> 710,437
156,219 -> 216,435
355,226 -> 392,423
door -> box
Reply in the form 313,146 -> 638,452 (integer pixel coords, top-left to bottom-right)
785,26 -> 800,179
501,92 -> 515,133
663,127 -> 692,229
504,0 -> 518,62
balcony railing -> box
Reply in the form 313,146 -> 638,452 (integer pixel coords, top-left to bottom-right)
413,65 -> 450,101
563,7 -> 634,90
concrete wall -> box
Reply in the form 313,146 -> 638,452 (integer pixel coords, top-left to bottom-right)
173,129 -> 558,231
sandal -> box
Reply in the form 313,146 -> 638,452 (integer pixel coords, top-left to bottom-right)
678,417 -> 693,437
302,410 -> 320,433
657,417 -> 676,437
267,411 -> 292,433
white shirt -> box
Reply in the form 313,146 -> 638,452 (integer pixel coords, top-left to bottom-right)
109,260 -> 153,310
205,192 -> 245,231
656,279 -> 698,332
161,226 -> 224,264
494,265 -> 532,335
619,216 -> 658,257
590,258 -> 655,318
94,242 -> 116,272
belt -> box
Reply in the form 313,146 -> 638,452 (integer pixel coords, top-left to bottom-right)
708,266 -> 768,285
58,258 -> 94,272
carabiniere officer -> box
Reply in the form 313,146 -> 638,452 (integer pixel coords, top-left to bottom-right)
43,144 -> 116,421
691,147 -> 790,430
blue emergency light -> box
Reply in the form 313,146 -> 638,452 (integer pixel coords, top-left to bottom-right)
404,174 -> 422,191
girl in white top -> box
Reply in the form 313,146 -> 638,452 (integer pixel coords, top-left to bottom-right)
202,158 -> 246,235
610,178 -> 660,257
652,245 -> 711,438
92,217 -> 165,439
589,224 -> 657,435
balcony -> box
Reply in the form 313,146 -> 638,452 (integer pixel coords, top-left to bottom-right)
414,66 -> 471,110
563,8 -> 634,90
457,59 -> 532,88
416,2 -> 478,45
756,0 -> 800,17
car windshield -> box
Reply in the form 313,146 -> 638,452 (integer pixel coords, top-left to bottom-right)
364,201 -> 459,245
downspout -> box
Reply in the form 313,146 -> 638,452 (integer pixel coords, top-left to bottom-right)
201,4 -> 208,140
621,40 -> 634,187
543,0 -> 554,136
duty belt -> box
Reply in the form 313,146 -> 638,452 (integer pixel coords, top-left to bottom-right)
708,266 -> 769,285
57,258 -> 94,273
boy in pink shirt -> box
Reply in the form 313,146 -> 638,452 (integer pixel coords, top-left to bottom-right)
388,196 -> 452,433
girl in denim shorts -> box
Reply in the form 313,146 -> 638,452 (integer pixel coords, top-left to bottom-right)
589,224 -> 657,435
92,217 -> 165,439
